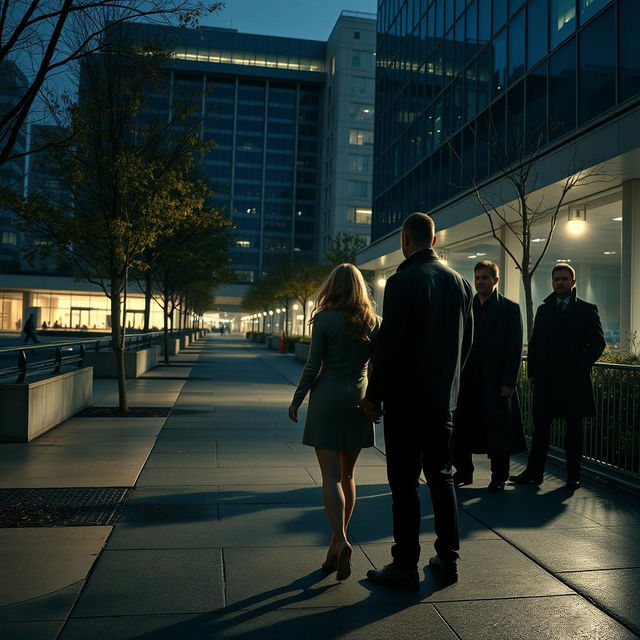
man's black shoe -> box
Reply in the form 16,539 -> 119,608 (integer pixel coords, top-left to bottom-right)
366,563 -> 419,592
428,554 -> 458,583
509,470 -> 543,485
487,480 -> 505,493
566,479 -> 581,491
453,471 -> 473,486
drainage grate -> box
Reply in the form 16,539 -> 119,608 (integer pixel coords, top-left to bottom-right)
0,487 -> 132,527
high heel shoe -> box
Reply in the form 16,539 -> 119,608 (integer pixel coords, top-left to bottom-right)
321,551 -> 338,573
336,543 -> 352,581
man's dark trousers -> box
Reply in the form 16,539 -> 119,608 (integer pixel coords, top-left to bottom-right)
528,415 -> 583,480
384,408 -> 459,568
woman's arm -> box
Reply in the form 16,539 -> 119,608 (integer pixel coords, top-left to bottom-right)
291,315 -> 325,409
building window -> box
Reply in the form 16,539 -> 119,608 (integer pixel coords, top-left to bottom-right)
1,231 -> 17,246
348,154 -> 371,173
578,6 -> 615,124
551,0 -> 576,49
349,128 -> 374,146
527,0 -> 548,69
235,240 -> 251,248
234,269 -> 255,283
580,0 -> 609,23
351,76 -> 375,95
353,31 -> 360,39
619,0 -> 640,102
548,37 -> 576,139
352,50 -> 373,68
347,206 -> 372,224
348,180 -> 370,198
349,103 -> 374,121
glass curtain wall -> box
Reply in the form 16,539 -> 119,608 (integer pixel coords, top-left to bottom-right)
373,0 -> 637,240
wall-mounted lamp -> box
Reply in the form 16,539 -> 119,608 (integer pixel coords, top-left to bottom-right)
376,277 -> 387,288
438,249 -> 449,265
567,205 -> 587,235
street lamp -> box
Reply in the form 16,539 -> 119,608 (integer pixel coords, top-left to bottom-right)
567,205 -> 587,235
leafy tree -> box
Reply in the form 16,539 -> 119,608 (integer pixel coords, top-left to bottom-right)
18,39 -> 208,411
324,232 -> 367,268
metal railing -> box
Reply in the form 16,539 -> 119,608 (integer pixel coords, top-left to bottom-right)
0,330 -> 186,383
519,361 -> 640,481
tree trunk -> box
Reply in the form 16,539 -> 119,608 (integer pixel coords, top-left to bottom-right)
522,271 -> 534,343
143,270 -> 152,332
302,298 -> 308,338
110,286 -> 128,413
163,294 -> 170,365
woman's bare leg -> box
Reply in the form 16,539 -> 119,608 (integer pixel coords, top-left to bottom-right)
340,448 -> 361,531
315,448 -> 347,548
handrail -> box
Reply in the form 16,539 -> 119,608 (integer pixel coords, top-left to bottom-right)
0,330 -> 198,383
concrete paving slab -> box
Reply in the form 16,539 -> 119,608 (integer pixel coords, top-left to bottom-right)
0,466 -> 143,488
434,595 -> 637,639
216,485 -> 324,506
129,486 -> 220,505
217,504 -> 331,547
106,504 -> 219,549
0,582 -> 83,623
0,621 -> 64,639
144,452 -> 216,468
561,568 -> 640,635
564,494 -> 640,526
362,540 -> 574,600
70,548 -> 224,617
216,451 -> 320,467
306,465 -> 392,486
496,526 -> 640,572
0,527 -> 110,606
137,467 -> 315,487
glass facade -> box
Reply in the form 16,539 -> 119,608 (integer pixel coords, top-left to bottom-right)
373,0 -> 640,241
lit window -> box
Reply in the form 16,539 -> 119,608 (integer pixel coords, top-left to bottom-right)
348,128 -> 374,146
1,231 -> 17,246
347,207 -> 372,225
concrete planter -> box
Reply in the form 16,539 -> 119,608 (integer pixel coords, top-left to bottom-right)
0,367 -> 93,442
267,336 -> 281,350
245,332 -> 253,340
161,338 -> 180,356
179,334 -> 190,349
84,347 -> 158,379
294,342 -> 310,362
253,333 -> 265,344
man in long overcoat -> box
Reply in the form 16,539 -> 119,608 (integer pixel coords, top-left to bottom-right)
360,212 -> 473,589
510,263 -> 605,491
453,260 -> 527,492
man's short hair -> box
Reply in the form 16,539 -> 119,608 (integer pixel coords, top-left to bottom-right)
474,260 -> 499,279
552,263 -> 576,279
402,212 -> 435,246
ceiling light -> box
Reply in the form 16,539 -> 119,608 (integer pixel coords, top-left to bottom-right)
467,254 -> 477,259
477,252 -> 486,256
612,216 -> 622,222
603,251 -> 617,255
532,238 -> 545,243
556,259 -> 572,263
567,205 -> 587,235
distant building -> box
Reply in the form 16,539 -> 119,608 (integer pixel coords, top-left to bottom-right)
0,11 -> 377,331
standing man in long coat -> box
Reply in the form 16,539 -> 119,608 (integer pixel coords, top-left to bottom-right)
510,263 -> 605,491
360,212 -> 473,590
453,260 -> 527,492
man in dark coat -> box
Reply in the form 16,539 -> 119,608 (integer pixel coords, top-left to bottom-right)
510,263 -> 605,491
453,260 -> 527,492
360,212 -> 473,589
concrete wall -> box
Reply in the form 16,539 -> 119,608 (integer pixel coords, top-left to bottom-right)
84,347 -> 158,379
0,367 -> 93,442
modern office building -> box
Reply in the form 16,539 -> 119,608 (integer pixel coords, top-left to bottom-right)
0,11 -> 377,330
360,0 -> 640,347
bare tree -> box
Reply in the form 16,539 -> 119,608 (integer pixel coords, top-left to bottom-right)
0,1 -> 223,167
448,119 -> 613,338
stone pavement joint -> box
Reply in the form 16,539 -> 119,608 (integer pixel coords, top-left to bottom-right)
0,335 -> 638,639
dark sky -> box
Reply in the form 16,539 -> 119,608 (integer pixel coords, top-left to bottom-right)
200,0 -> 377,41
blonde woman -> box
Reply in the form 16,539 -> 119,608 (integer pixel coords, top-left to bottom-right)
288,263 -> 380,581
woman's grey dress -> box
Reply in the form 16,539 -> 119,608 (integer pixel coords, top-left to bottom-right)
291,309 -> 380,450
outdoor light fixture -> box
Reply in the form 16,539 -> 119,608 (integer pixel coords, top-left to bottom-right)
262,312 -> 267,317
567,205 -> 587,235
268,310 -> 273,315
438,249 -> 449,265
308,300 -> 314,307
377,277 -> 386,288
293,304 -> 299,310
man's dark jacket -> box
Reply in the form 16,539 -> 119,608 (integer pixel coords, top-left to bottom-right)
366,248 -> 474,416
528,288 -> 605,419
454,292 -> 527,458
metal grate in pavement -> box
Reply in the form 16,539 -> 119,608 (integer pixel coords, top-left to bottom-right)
0,487 -> 132,527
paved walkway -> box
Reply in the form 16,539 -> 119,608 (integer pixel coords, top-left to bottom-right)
1,335 -> 639,639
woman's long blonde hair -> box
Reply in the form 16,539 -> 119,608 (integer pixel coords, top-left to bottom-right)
312,263 -> 377,340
